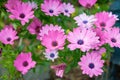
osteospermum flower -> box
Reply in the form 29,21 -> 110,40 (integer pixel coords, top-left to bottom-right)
38,24 -> 64,40
67,28 -> 99,52
27,1 -> 38,9
78,0 -> 97,8
9,2 -> 34,25
51,63 -> 66,78
5,0 -> 21,12
78,52 -> 104,77
27,17 -> 42,35
41,0 -> 63,16
0,26 -> 18,45
95,11 -> 118,30
43,50 -> 58,62
41,30 -> 66,52
105,27 -> 120,48
62,3 -> 75,17
92,47 -> 106,55
74,13 -> 96,29
14,52 -> 36,75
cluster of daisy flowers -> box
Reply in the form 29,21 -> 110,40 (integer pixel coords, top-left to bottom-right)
0,0 -> 120,79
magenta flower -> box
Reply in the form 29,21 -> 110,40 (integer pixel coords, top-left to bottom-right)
95,11 -> 118,30
14,52 -> 36,75
67,28 -> 99,52
105,27 -> 120,48
62,3 -> 75,17
78,52 -> 104,77
27,17 -> 42,35
78,0 -> 97,8
41,0 -> 63,16
0,25 -> 18,45
41,30 -> 66,52
51,63 -> 66,78
9,2 -> 34,25
43,50 -> 58,62
5,0 -> 21,12
74,13 -> 96,29
38,24 -> 64,40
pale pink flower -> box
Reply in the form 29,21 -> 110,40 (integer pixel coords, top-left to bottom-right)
74,13 -> 96,29
41,0 -> 63,16
105,27 -> 120,48
67,28 -> 99,52
62,3 -> 75,17
78,52 -> 104,77
9,2 -> 34,25
0,25 -> 18,45
14,52 -> 36,75
41,30 -> 66,52
27,1 -> 38,9
51,63 -> 66,78
92,47 -> 106,55
78,0 -> 97,8
38,24 -> 64,40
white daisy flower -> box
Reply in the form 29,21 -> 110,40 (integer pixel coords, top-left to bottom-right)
43,50 -> 58,62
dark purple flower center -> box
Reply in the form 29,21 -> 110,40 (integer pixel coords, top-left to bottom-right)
50,53 -> 55,58
77,40 -> 84,45
19,13 -> 25,18
86,3 -> 91,8
7,37 -> 11,41
52,41 -> 58,47
35,26 -> 41,33
83,20 -> 88,24
65,9 -> 69,13
111,38 -> 116,43
23,61 -> 29,67
49,9 -> 54,13
100,22 -> 106,27
89,63 -> 95,69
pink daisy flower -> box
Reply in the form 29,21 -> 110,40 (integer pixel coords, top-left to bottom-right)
62,3 -> 75,17
14,52 -> 36,75
78,52 -> 104,77
38,24 -> 64,40
0,25 -> 18,45
95,11 -> 118,30
9,2 -> 34,25
92,47 -> 106,55
67,28 -> 99,52
5,0 -> 21,12
78,0 -> 97,8
27,1 -> 38,9
27,17 -> 42,35
41,30 -> 66,52
51,63 -> 66,78
105,27 -> 120,48
43,50 -> 58,62
41,0 -> 63,16
74,13 -> 96,29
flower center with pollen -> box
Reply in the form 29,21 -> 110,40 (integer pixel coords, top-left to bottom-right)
49,9 -> 54,13
89,63 -> 95,69
77,39 -> 84,45
50,53 -> 55,58
52,41 -> 58,47
111,38 -> 116,43
19,13 -> 25,18
7,37 -> 11,41
23,61 -> 29,67
100,22 -> 106,27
